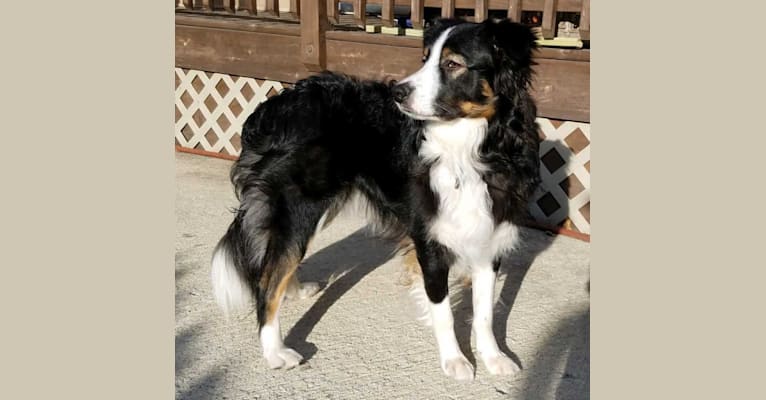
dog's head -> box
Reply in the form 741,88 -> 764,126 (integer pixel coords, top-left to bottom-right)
393,18 -> 537,121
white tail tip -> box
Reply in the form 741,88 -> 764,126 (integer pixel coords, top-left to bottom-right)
211,243 -> 252,315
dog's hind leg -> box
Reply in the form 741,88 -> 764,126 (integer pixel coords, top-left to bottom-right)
258,253 -> 306,369
256,197 -> 330,370
213,165 -> 330,369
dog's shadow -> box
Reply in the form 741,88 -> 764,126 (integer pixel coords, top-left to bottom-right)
284,228 -> 398,360
282,225 -> 556,368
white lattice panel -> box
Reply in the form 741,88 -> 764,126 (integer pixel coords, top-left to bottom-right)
530,118 -> 591,234
175,68 -> 284,155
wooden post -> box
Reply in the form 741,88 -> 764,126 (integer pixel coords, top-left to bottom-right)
353,0 -> 367,28
541,0 -> 558,38
223,0 -> 235,13
441,0 -> 455,18
411,0 -> 425,29
382,0 -> 395,27
507,0 -> 522,22
579,0 -> 590,40
475,0 -> 488,22
290,0 -> 301,18
264,0 -> 280,17
196,0 -> 210,11
239,0 -> 256,15
327,0 -> 339,24
301,0 -> 327,71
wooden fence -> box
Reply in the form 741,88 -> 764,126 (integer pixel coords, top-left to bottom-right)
176,1 -> 590,121
176,1 -> 590,41
175,0 -> 592,233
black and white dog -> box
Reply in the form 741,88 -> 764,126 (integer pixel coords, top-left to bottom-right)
211,18 -> 541,380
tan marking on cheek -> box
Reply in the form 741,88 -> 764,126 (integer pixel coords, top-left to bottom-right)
481,79 -> 495,99
459,100 -> 496,119
458,79 -> 496,119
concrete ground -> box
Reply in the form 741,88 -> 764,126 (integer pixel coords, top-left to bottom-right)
176,152 -> 590,400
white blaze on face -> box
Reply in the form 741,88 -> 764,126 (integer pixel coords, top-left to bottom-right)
398,26 -> 455,119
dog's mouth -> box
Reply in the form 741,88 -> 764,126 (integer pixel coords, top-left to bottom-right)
395,102 -> 442,121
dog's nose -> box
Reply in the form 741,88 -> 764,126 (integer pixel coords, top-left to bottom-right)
392,83 -> 413,104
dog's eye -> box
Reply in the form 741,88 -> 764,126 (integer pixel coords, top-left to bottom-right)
444,60 -> 463,70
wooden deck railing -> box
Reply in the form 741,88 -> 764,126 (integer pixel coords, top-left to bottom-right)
176,0 -> 589,40
175,0 -> 590,122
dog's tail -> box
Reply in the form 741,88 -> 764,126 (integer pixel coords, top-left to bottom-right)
211,221 -> 255,317
211,152 -> 274,318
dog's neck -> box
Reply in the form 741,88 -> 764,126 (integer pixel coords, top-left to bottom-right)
419,118 -> 489,166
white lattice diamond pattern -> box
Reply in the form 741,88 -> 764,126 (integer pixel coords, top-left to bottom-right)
530,118 -> 591,234
175,68 -> 284,155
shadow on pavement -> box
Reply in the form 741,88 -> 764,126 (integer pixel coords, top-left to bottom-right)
520,307 -> 590,400
284,228 -> 398,360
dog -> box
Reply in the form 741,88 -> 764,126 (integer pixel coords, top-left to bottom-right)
211,18 -> 541,381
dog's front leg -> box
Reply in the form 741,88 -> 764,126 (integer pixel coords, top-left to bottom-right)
472,263 -> 520,375
414,237 -> 474,381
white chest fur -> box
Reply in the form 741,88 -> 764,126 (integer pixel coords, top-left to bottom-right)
420,118 -> 519,268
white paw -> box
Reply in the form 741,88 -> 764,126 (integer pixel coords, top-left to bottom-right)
264,347 -> 304,370
481,353 -> 520,376
441,355 -> 475,381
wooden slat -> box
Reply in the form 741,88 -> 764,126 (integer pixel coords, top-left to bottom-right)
475,0 -> 488,22
441,0 -> 455,18
353,0 -> 367,27
507,0 -> 522,21
327,0 -> 339,24
326,30 -> 421,47
290,0 -> 301,17
381,0 -> 395,27
176,25 -> 306,83
263,0 -> 279,17
579,0 -> 589,40
197,0 -> 210,11
239,0 -> 256,15
361,0 -> 582,13
326,39 -> 423,81
541,0 -> 558,38
411,0 -> 425,29
300,0 -> 327,71
176,14 -> 300,35
223,0 -> 235,13
532,57 -> 589,121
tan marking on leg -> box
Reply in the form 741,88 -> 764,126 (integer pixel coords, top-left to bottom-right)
264,255 -> 301,324
398,239 -> 423,286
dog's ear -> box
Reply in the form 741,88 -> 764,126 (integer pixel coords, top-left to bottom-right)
424,18 -> 465,48
485,19 -> 538,93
